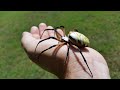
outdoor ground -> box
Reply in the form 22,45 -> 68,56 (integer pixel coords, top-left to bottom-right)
0,11 -> 120,79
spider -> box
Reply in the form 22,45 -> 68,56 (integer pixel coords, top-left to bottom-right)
34,26 -> 93,78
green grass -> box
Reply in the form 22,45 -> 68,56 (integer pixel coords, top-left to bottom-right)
0,11 -> 120,79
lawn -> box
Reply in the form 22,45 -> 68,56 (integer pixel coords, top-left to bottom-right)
0,11 -> 120,79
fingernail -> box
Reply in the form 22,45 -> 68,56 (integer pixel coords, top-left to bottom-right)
22,32 -> 31,36
47,26 -> 54,29
31,26 -> 38,30
39,23 -> 47,27
30,26 -> 38,33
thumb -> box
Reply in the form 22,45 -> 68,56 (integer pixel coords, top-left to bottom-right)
21,32 -> 39,53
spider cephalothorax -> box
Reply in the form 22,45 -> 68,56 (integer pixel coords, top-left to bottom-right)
34,26 -> 93,78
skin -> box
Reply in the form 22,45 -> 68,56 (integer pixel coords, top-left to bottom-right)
21,23 -> 111,79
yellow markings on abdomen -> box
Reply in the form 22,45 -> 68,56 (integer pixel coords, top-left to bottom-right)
68,31 -> 90,47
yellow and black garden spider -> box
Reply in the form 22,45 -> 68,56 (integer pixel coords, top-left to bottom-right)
34,26 -> 93,78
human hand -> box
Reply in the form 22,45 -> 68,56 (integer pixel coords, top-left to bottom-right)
21,23 -> 111,79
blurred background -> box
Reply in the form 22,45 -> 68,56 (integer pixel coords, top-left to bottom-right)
0,11 -> 120,79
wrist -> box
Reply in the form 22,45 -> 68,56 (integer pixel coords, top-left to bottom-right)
63,60 -> 92,79
56,48 -> 92,79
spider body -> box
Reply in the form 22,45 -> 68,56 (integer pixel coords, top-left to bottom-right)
68,31 -> 90,48
35,26 -> 93,78
60,31 -> 90,48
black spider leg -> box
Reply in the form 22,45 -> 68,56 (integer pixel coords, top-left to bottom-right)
77,47 -> 93,78
64,43 -> 70,64
34,37 -> 59,54
60,26 -> 64,28
55,27 -> 61,38
40,28 -> 62,39
74,29 -> 79,32
38,43 -> 65,59
39,44 -> 57,56
60,26 -> 65,37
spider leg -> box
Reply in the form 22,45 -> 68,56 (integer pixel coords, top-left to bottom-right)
40,44 -> 57,55
77,47 -> 93,78
54,27 -> 64,40
38,43 -> 65,59
34,37 -> 61,53
40,28 -> 63,39
40,29 -> 54,39
64,43 -> 70,64
74,29 -> 79,32
60,26 -> 65,37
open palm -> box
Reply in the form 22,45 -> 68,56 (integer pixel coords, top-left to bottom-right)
21,23 -> 110,79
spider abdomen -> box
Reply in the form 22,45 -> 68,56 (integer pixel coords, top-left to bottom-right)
68,31 -> 90,48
